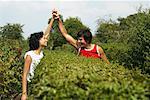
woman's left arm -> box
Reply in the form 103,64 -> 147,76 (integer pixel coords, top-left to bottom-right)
98,46 -> 110,64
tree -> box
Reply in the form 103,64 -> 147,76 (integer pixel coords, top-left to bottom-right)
0,23 -> 24,40
64,17 -> 89,39
129,11 -> 150,73
96,19 -> 120,43
95,9 -> 150,74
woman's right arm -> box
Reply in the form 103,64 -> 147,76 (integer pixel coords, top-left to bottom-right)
21,55 -> 32,100
44,18 -> 54,40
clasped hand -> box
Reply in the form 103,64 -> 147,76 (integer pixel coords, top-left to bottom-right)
52,9 -> 59,19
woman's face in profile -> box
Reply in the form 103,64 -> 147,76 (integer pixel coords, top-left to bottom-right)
40,35 -> 48,47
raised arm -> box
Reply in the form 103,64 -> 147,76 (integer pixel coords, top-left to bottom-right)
44,17 -> 54,40
53,11 -> 77,48
98,46 -> 110,64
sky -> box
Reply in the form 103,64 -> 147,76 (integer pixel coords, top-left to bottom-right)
0,0 -> 150,39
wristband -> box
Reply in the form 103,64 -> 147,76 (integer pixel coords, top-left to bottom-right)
22,92 -> 26,95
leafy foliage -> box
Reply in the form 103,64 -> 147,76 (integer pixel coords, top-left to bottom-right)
96,9 -> 150,73
28,50 -> 150,99
0,23 -> 24,40
96,20 -> 120,43
64,17 -> 89,39
0,38 -> 24,99
0,23 -> 26,99
128,12 -> 150,73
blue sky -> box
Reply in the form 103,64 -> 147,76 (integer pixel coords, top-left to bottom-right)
0,0 -> 150,39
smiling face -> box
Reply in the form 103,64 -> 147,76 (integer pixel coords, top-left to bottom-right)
77,29 -> 92,48
39,35 -> 48,47
77,36 -> 87,48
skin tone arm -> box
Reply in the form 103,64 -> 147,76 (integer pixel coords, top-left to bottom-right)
53,12 -> 77,48
44,17 -> 54,39
21,55 -> 32,100
98,46 -> 110,64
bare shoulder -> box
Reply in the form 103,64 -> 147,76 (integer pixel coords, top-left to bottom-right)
96,45 -> 104,53
25,55 -> 32,63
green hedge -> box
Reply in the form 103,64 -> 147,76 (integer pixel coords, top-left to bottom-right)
0,38 -> 23,99
28,50 -> 150,99
0,38 -> 149,99
101,43 -> 132,66
95,11 -> 150,74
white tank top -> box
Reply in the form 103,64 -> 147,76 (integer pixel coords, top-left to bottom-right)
24,50 -> 43,82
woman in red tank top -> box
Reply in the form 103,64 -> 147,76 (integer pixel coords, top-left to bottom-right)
79,44 -> 101,58
53,10 -> 110,64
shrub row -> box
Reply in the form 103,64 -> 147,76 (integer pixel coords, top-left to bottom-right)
28,50 -> 150,99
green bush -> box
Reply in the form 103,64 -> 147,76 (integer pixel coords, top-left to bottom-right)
28,50 -> 150,99
101,43 -> 132,67
96,10 -> 150,74
61,43 -> 77,53
129,12 -> 150,73
0,38 -> 24,99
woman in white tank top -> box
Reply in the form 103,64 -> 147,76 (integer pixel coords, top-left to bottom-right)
21,11 -> 55,100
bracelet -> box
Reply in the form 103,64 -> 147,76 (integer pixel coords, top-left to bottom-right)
22,92 -> 26,95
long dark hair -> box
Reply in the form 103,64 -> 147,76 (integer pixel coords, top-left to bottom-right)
29,32 -> 43,50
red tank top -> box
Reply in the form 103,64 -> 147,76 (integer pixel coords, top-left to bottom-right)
79,44 -> 101,58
